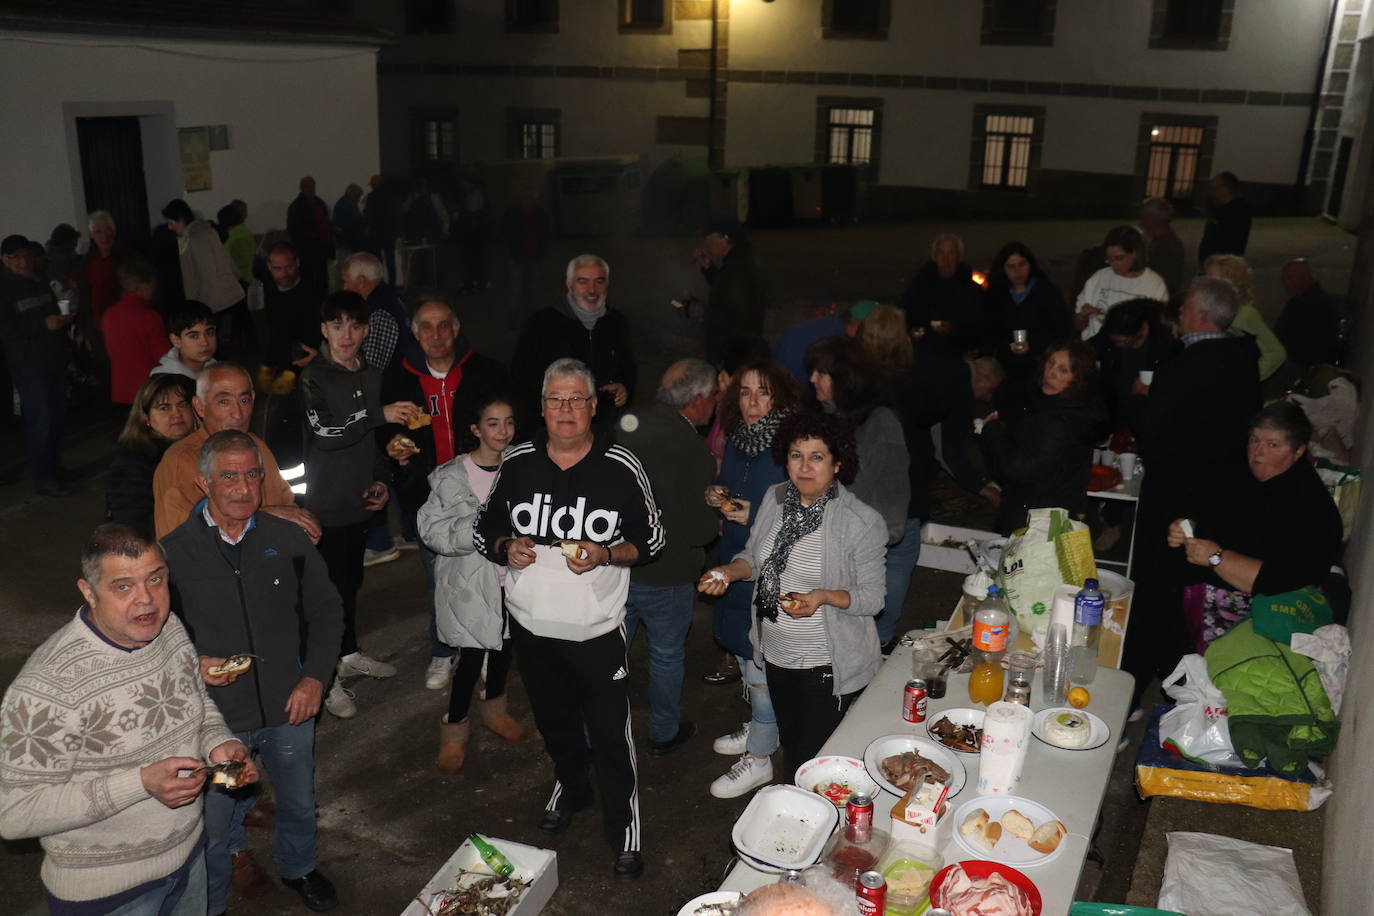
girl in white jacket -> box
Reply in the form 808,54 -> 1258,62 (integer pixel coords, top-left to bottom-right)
417,394 -> 526,774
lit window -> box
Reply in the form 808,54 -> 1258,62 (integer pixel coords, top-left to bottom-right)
521,122 -> 558,160
1145,125 -> 1205,199
981,115 -> 1035,188
828,108 -> 875,165
423,119 -> 457,164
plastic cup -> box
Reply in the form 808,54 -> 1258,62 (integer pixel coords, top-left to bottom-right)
1138,370 -> 1154,385
1012,329 -> 1028,344
1118,452 -> 1138,480
57,298 -> 73,316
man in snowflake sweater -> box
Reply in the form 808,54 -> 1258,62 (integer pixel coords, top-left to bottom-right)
0,523 -> 257,914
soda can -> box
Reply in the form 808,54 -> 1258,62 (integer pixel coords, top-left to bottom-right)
903,678 -> 929,724
855,870 -> 887,916
845,793 -> 874,833
928,909 -> 953,916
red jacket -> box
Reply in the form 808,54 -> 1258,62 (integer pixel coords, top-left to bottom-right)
102,291 -> 166,404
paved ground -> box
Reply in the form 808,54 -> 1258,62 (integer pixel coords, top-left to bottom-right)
0,215 -> 1348,914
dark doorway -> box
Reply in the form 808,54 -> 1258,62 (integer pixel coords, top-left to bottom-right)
1328,136 -> 1354,221
77,116 -> 151,253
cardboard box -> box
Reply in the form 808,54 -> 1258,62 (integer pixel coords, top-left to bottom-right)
401,836 -> 557,916
918,523 -> 1001,575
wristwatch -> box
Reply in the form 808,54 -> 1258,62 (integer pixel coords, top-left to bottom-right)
1208,548 -> 1224,567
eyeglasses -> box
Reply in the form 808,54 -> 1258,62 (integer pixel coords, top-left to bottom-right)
543,395 -> 592,411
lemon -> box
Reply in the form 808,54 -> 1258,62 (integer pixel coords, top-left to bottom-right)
1067,686 -> 1090,708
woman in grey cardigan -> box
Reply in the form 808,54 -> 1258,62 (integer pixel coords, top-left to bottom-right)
699,412 -> 887,778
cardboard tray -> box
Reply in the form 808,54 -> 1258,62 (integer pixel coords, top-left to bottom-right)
400,836 -> 557,915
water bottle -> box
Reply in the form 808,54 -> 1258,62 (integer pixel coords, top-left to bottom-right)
1069,578 -> 1104,685
468,833 -> 514,877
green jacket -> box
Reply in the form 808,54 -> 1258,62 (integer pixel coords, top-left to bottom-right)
1205,619 -> 1337,773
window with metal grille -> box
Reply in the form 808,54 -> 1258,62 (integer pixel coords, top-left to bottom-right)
1162,0 -> 1222,41
520,122 -> 558,160
987,0 -> 1046,35
981,115 -> 1035,188
1145,125 -> 1204,199
623,0 -> 664,26
423,119 -> 457,164
509,0 -> 558,26
827,108 -> 875,165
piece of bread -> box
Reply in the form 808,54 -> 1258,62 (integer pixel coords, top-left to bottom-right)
557,540 -> 585,559
1029,819 -> 1066,854
960,807 -> 989,837
974,821 -> 1002,851
718,497 -> 738,512
407,412 -> 431,430
1001,809 -> 1035,841
207,655 -> 252,677
778,595 -> 802,611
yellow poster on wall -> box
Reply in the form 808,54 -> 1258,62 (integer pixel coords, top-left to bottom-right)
178,127 -> 212,192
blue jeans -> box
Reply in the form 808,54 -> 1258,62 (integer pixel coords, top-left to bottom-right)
103,849 -> 206,916
739,654 -> 780,757
623,582 -> 694,743
204,721 -> 318,913
11,367 -> 65,486
876,518 -> 924,644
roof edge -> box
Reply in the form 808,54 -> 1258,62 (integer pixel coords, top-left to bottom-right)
0,16 -> 394,48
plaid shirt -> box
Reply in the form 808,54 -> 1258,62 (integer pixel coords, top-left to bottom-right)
1181,329 -> 1232,348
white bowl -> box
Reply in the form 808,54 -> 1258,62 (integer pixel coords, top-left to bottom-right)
863,734 -> 968,799
925,707 -> 987,756
793,755 -> 877,806
731,784 -> 839,870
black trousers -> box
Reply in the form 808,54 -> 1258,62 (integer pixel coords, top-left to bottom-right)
511,618 -> 640,852
766,662 -> 860,779
449,602 -> 514,722
317,520 -> 369,657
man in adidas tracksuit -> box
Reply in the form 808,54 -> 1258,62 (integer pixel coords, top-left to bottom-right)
474,357 -> 663,879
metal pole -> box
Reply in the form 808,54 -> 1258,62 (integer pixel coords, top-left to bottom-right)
708,0 -> 719,171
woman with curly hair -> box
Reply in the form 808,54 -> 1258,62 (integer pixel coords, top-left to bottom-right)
700,411 -> 887,778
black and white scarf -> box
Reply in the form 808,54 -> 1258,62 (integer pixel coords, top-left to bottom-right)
729,407 -> 792,457
754,481 -> 837,622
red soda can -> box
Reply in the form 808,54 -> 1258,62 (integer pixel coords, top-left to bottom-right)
856,870 -> 887,916
903,678 -> 929,723
845,793 -> 874,834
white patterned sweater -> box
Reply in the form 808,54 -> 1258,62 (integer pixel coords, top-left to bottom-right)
0,610 -> 233,902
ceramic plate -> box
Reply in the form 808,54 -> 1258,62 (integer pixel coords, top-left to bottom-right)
862,734 -> 968,800
677,891 -> 743,915
1031,707 -> 1110,751
925,707 -> 986,756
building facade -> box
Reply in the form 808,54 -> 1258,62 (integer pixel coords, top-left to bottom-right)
368,0 -> 1338,220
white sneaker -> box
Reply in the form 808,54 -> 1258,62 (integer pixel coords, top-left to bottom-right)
425,656 -> 456,690
325,682 -> 357,719
710,754 -> 773,799
363,545 -> 400,567
713,722 -> 751,756
395,536 -> 419,551
338,652 -> 397,678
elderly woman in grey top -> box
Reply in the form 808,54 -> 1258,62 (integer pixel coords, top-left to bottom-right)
699,411 -> 887,777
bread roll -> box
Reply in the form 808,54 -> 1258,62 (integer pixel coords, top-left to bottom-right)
960,808 -> 989,837
974,821 -> 1002,851
407,412 -> 432,430
1001,809 -> 1034,840
1029,819 -> 1066,854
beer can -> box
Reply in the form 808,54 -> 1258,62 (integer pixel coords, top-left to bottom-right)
855,870 -> 887,916
903,678 -> 929,723
845,793 -> 874,833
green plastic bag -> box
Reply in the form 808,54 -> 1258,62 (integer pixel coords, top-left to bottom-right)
1250,586 -> 1331,644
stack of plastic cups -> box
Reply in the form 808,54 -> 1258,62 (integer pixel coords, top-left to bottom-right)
1042,623 -> 1070,707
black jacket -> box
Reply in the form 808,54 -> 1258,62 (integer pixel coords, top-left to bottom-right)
981,389 -> 1108,534
898,262 -> 983,356
980,276 -> 1074,364
702,236 -> 768,363
622,402 -> 719,586
106,440 -> 171,537
1198,197 -> 1252,264
511,300 -> 636,423
1274,285 -> 1341,371
883,364 -> 947,521
300,349 -> 387,528
164,509 -> 345,732
0,268 -> 67,375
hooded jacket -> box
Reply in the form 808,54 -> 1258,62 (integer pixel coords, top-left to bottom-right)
416,456 -> 504,650
511,298 -> 636,424
151,347 -> 216,380
385,336 -> 511,514
299,345 -> 387,528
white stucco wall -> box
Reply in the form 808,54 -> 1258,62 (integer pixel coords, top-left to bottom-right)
0,31 -> 380,239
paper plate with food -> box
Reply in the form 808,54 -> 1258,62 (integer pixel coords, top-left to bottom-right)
925,707 -> 985,756
793,755 -> 877,806
930,859 -> 1042,916
863,734 -> 967,800
950,795 -> 1068,867
1031,707 -> 1110,751
676,890 -> 742,916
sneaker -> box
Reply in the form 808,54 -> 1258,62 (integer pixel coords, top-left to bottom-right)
713,723 -> 751,756
425,655 -> 456,690
710,754 -> 773,799
1127,707 -> 1146,723
338,652 -> 396,678
362,545 -> 400,567
395,536 -> 419,551
325,682 -> 356,719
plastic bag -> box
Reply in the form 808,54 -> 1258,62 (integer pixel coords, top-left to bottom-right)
1290,623 -> 1352,714
1159,655 -> 1243,767
1158,832 -> 1311,916
999,508 -> 1091,643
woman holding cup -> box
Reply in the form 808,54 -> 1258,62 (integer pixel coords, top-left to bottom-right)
981,242 -> 1073,413
1075,226 -> 1169,339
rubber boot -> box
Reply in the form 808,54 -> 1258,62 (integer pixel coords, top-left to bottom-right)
438,716 -> 469,775
479,694 -> 525,743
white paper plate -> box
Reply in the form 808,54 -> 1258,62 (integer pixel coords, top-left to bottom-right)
862,734 -> 968,800
793,755 -> 878,806
925,707 -> 986,756
1031,707 -> 1110,751
950,794 -> 1068,867
677,891 -> 743,915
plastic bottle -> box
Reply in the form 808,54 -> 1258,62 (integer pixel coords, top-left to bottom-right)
968,585 -> 1011,704
1069,578 -> 1104,685
468,833 -> 514,877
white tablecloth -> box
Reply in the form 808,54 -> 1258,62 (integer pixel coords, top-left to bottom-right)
718,643 -> 1134,916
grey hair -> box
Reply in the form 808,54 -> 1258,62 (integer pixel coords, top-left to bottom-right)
565,254 -> 610,286
542,358 -> 596,398
197,429 -> 262,480
80,523 -> 162,586
930,232 -> 965,259
410,293 -> 456,330
342,251 -> 384,283
1187,275 -> 1239,330
657,358 -> 717,409
1250,401 -> 1313,451
195,362 -> 253,403
87,210 -> 116,232
1140,197 -> 1173,223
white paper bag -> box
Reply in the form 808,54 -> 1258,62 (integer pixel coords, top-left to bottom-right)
1159,832 -> 1310,916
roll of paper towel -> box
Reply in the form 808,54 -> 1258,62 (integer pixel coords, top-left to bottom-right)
1047,584 -> 1079,643
978,701 -> 1034,794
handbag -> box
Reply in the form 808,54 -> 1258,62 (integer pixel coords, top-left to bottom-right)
1181,582 -> 1250,654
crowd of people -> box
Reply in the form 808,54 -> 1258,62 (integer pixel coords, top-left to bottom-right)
0,168 -> 1351,914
